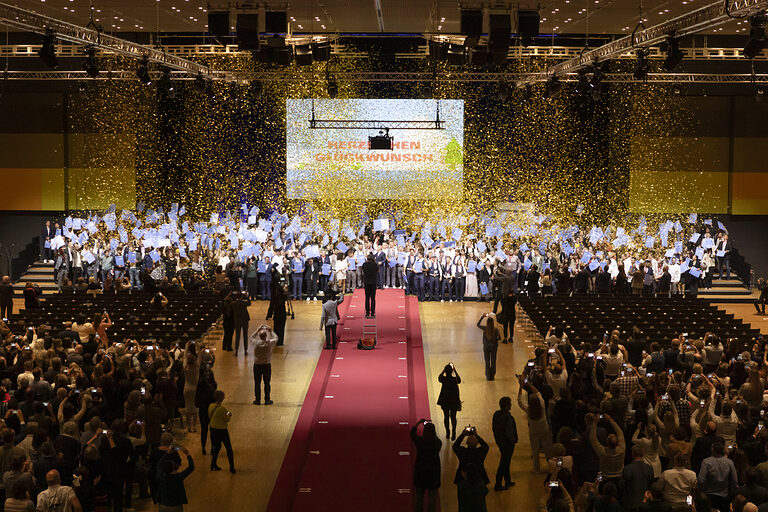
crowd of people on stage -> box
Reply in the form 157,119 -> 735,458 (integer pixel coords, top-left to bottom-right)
0,304 -> 237,511
34,207 -> 740,311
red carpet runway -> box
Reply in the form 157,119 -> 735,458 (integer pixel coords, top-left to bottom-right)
267,289 -> 433,511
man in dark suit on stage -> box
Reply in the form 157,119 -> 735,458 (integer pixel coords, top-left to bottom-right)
362,254 -> 378,319
41,220 -> 54,262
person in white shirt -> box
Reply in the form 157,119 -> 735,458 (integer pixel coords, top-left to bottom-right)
36,470 -> 82,512
669,259 -> 681,296
251,325 -> 278,405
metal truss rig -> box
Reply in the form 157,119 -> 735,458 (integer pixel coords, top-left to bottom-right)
308,120 -> 444,129
517,0 -> 768,86
0,2 -> 236,81
2,70 -> 767,84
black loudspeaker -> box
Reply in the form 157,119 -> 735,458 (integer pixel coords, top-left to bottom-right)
517,10 -> 540,46
295,44 -> 313,65
208,11 -> 229,38
265,11 -> 288,33
461,9 -> 482,48
312,42 -> 331,61
236,13 -> 259,50
468,46 -> 489,67
271,46 -> 293,65
447,44 -> 465,66
429,40 -> 447,61
489,13 -> 511,61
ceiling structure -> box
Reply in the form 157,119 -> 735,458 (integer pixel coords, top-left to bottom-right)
4,0 -> 755,39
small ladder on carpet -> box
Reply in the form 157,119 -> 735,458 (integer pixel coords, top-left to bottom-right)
363,316 -> 377,344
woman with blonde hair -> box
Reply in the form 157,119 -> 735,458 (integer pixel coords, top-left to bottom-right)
477,313 -> 501,381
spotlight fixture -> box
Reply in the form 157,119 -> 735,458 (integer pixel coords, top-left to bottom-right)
743,12 -> 767,59
327,79 -> 338,98
521,83 -> 533,102
160,68 -> 176,98
38,29 -> 58,69
77,81 -> 88,95
497,80 -> 510,101
633,49 -> 650,81
757,85 -> 765,102
250,80 -> 263,97
590,64 -> 604,101
671,83 -> 682,96
543,76 -> 561,99
575,68 -> 590,93
136,56 -> 151,85
205,80 -> 216,98
82,46 -> 99,78
193,73 -> 206,93
369,128 -> 393,150
661,36 -> 683,72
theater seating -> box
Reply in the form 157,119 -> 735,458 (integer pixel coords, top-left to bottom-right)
10,292 -> 222,347
518,295 -> 761,346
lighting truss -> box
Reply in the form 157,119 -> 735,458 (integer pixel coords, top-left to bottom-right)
2,43 -> 768,62
1,70 -> 766,84
516,0 -> 768,86
0,2 -> 236,81
308,120 -> 444,129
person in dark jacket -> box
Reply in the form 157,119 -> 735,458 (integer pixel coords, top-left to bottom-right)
621,445 -> 655,512
231,291 -> 251,356
0,275 -> 14,319
457,463 -> 489,512
23,282 -> 39,309
437,364 -> 462,440
156,445 -> 194,511
657,266 -> 672,297
499,290 -> 517,344
596,266 -> 612,294
410,419 -> 442,512
221,293 -> 234,351
453,427 -> 490,485
525,266 -> 541,296
491,396 -> 518,491
195,366 -> 217,455
362,254 -> 378,318
574,265 -> 590,295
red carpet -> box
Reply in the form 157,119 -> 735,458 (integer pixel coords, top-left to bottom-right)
267,289 -> 435,512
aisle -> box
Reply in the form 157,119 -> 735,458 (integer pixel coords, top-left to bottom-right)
267,289 -> 433,512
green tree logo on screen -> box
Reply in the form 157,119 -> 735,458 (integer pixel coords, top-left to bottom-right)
445,138 -> 463,170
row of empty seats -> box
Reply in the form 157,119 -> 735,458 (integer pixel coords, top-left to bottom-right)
518,295 -> 761,346
8,292 -> 223,346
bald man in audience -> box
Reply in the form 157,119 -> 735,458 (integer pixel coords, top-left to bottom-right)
36,469 -> 82,512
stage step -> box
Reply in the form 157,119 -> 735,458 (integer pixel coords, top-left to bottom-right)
699,287 -> 753,296
13,261 -> 59,295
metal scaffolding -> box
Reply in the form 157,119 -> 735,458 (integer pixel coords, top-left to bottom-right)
0,2 -> 236,81
1,70 -> 766,83
516,0 -> 768,85
308,120 -> 444,129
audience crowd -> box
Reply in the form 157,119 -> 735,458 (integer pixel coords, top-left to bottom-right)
0,309 -> 219,512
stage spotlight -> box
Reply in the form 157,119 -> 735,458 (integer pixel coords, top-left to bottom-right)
590,65 -> 604,101
250,80 -> 263,97
82,46 -> 99,78
756,84 -> 765,101
160,68 -> 176,98
633,49 -> 650,81
575,69 -> 589,93
327,79 -> 338,98
193,73 -> 206,93
671,83 -> 682,96
77,81 -> 88,95
38,29 -> 58,69
662,36 -> 683,72
521,83 -> 533,102
497,81 -> 510,101
743,13 -> 767,59
543,76 -> 561,99
136,56 -> 152,85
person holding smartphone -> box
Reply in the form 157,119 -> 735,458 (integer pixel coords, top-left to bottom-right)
208,390 -> 235,473
517,376 -> 553,473
436,363 -> 462,440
